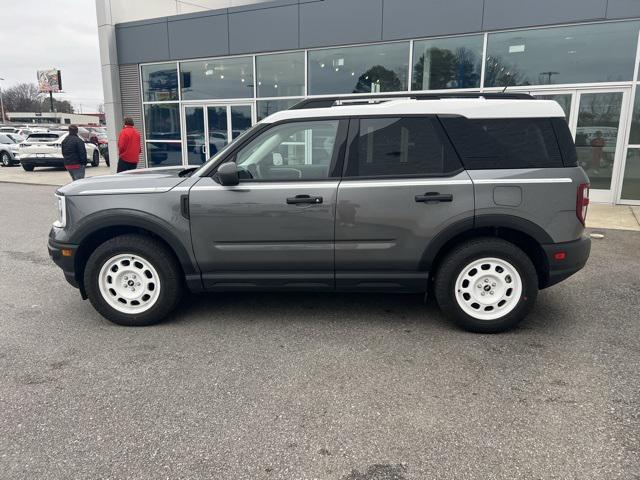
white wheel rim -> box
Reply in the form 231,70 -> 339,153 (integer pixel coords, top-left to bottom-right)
454,257 -> 522,321
98,254 -> 161,314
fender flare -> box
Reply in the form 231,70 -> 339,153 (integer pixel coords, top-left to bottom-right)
70,208 -> 198,275
421,214 -> 552,269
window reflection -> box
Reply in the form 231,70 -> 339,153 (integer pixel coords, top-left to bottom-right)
308,43 -> 409,95
144,104 -> 181,140
412,35 -> 483,90
575,92 -> 623,191
181,57 -> 254,100
486,22 -> 640,87
146,142 -> 182,167
141,63 -> 179,101
621,148 -> 640,200
257,52 -> 305,97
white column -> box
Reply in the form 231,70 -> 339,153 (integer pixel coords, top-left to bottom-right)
96,0 -> 122,174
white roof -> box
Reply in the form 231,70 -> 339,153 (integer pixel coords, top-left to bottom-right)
263,98 -> 566,124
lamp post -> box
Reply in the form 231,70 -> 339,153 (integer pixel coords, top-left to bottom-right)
0,77 -> 5,124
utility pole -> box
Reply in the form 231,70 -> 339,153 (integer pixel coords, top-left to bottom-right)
49,91 -> 55,112
540,71 -> 559,84
0,77 -> 5,124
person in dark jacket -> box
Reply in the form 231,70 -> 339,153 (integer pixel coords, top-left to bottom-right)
61,125 -> 87,181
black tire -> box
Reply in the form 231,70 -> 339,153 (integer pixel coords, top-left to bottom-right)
434,237 -> 538,333
1,151 -> 12,167
22,163 -> 34,171
84,234 -> 183,326
91,149 -> 100,167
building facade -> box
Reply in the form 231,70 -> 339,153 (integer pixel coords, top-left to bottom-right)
7,112 -> 102,125
96,0 -> 640,205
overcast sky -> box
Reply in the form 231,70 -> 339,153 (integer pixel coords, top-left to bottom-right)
0,0 -> 103,112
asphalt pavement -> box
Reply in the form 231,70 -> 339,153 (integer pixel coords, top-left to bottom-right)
0,182 -> 639,480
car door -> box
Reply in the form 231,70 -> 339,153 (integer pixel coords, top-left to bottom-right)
335,116 -> 474,291
189,118 -> 348,290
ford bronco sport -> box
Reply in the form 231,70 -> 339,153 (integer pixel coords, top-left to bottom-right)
48,93 -> 591,333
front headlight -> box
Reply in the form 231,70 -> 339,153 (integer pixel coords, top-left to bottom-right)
53,194 -> 66,228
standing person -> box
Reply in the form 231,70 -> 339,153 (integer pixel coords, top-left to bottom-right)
61,125 -> 87,181
117,117 -> 141,173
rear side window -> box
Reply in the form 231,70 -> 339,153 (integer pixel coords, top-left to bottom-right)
440,116 -> 563,169
345,117 -> 461,177
551,118 -> 578,167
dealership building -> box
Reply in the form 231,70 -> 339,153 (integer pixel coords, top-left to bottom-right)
96,0 -> 640,204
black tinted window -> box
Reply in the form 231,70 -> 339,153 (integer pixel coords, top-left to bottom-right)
346,117 -> 461,177
440,117 -> 563,169
551,118 -> 578,167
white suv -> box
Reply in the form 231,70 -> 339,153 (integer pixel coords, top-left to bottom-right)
18,132 -> 101,171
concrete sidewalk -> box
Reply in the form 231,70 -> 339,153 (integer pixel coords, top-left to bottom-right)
1,165 -> 638,231
0,164 -> 111,186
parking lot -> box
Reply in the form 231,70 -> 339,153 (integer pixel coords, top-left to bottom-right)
1,181 -> 639,479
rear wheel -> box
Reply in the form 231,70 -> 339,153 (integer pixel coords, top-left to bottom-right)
1,151 -> 12,167
22,163 -> 34,171
434,238 -> 538,333
91,149 -> 99,167
84,234 -> 183,326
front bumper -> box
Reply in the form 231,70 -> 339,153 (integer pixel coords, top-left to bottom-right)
48,231 -> 79,289
541,234 -> 591,288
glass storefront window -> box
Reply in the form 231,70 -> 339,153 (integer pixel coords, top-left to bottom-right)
575,92 -> 623,191
146,142 -> 182,167
180,57 -> 254,100
257,98 -> 302,121
629,89 -> 640,145
144,104 -> 181,140
412,35 -> 483,90
308,42 -> 409,95
485,21 -> 640,87
141,63 -> 179,101
257,52 -> 305,97
621,149 -> 640,200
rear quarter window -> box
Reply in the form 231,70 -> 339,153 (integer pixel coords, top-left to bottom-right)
440,116 -> 564,169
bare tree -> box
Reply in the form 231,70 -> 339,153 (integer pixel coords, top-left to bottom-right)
2,83 -> 42,112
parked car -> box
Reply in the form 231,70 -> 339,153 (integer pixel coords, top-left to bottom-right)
0,132 -> 20,166
18,131 -> 101,171
48,93 -> 591,333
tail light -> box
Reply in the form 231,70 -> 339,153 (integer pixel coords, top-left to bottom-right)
576,183 -> 589,226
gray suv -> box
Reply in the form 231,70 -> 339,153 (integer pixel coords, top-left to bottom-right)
48,93 -> 591,333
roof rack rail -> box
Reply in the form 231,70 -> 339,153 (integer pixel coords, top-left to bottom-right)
289,92 -> 535,110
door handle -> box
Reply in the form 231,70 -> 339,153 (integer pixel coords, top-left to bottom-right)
286,194 -> 323,205
415,192 -> 453,203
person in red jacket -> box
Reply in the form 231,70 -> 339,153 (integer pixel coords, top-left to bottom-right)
117,117 -> 141,172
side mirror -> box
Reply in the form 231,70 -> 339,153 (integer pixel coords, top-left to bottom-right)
217,162 -> 239,186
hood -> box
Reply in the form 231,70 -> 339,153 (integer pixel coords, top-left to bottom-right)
58,165 -> 198,196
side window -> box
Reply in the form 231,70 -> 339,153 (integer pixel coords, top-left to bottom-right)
345,117 -> 461,177
440,116 -> 564,169
234,120 -> 340,181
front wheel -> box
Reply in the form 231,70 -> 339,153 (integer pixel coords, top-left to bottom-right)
84,234 -> 183,326
22,163 -> 34,171
90,149 -> 99,167
434,238 -> 538,333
